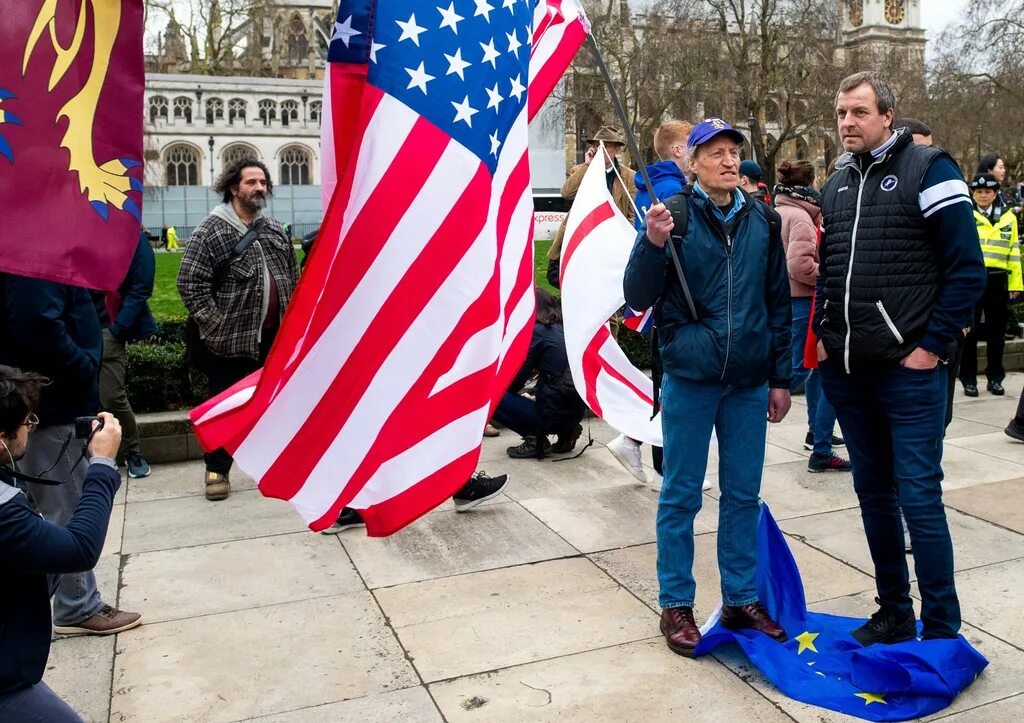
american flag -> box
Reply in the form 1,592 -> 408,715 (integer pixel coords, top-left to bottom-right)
190,0 -> 588,535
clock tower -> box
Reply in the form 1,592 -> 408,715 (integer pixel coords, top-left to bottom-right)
840,0 -> 926,83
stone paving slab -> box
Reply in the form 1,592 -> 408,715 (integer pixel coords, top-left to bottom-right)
110,592 -> 418,722
341,501 -> 577,589
938,443 -> 1024,490
947,432 -> 1024,467
250,687 -> 443,722
706,459 -> 861,521
45,635 -> 114,723
119,533 -> 364,624
781,506 -> 1024,580
429,638 -> 794,722
945,559 -> 1024,650
942,477 -> 1024,534
935,693 -> 1024,721
125,461 -> 257,503
374,557 -> 656,682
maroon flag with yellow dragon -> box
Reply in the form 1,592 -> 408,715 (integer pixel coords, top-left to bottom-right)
0,0 -> 144,291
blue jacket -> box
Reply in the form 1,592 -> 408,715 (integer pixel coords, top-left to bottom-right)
623,186 -> 792,389
0,463 -> 120,694
0,275 -> 101,425
112,232 -> 158,343
509,321 -> 586,434
633,161 -> 688,231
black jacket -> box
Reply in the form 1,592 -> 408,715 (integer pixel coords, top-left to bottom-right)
94,231 -> 158,344
509,321 -> 585,434
0,275 -> 102,425
0,463 -> 120,694
623,187 -> 792,389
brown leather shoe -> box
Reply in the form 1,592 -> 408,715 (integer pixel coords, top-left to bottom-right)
53,605 -> 142,636
721,602 -> 788,642
205,471 -> 230,501
660,606 -> 702,657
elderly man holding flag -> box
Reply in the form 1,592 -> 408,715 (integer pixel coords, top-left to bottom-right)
624,118 -> 793,657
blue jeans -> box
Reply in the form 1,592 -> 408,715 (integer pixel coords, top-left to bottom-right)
658,374 -> 768,609
790,298 -> 812,393
820,358 -> 960,638
0,681 -> 83,721
805,370 -> 837,457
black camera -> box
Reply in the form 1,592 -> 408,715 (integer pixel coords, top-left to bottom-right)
74,416 -> 103,439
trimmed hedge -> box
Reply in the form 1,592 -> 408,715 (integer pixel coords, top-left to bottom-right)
124,316 -> 208,413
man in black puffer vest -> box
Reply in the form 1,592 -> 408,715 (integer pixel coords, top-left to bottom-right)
816,72 -> 986,646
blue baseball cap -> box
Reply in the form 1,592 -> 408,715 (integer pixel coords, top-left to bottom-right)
687,118 -> 746,149
739,160 -> 762,180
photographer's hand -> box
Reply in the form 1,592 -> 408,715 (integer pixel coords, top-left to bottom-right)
88,412 -> 122,460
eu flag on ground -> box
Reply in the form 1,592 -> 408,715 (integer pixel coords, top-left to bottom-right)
694,505 -> 988,721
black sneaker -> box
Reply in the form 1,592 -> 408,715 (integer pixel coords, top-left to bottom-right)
321,507 -> 365,534
807,452 -> 852,473
1006,419 -> 1024,442
987,380 -> 1005,396
126,452 -> 151,479
550,424 -> 583,454
805,431 -> 845,451
452,471 -> 509,511
506,436 -> 550,459
963,382 -> 979,397
851,598 -> 917,646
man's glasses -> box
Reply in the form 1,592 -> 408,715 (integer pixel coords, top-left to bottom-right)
23,413 -> 39,432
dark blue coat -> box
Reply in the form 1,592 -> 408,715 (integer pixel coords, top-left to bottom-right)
633,161 -> 687,230
509,321 -> 585,434
623,186 -> 792,389
0,464 -> 120,694
95,231 -> 158,344
0,275 -> 102,425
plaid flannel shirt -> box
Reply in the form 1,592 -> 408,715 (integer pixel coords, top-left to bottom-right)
177,212 -> 299,359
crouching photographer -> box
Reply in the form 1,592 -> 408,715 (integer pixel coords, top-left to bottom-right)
0,366 -> 123,721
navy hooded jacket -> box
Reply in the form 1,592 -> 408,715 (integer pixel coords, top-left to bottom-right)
633,161 -> 687,231
623,186 -> 792,389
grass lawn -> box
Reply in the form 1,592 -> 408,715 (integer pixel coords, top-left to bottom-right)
152,239 -> 557,320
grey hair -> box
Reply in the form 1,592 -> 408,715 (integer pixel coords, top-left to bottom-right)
835,71 -> 896,115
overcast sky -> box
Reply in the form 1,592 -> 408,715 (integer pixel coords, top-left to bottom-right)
921,0 -> 967,53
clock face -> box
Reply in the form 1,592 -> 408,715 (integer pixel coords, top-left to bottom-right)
849,0 -> 863,27
884,0 -> 905,24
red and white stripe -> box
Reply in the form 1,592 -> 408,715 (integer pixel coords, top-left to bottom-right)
558,149 -> 663,446
191,0 -> 588,536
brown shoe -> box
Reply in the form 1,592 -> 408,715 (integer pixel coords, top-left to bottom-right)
53,605 -> 142,636
205,471 -> 230,501
483,424 -> 500,438
660,606 -> 702,657
721,602 -> 788,642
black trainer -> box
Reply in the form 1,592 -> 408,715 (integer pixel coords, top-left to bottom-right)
321,507 -> 365,534
550,424 -> 583,454
452,471 -> 509,511
987,380 -> 1005,396
963,382 -> 979,397
804,432 -> 846,451
507,436 -> 550,459
851,598 -> 917,647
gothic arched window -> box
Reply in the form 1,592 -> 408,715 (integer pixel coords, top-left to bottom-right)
222,143 -> 260,167
173,96 -> 193,123
206,97 -> 224,124
258,99 -> 277,127
228,98 -> 247,124
149,95 -> 168,123
279,145 -> 312,185
287,16 -> 308,64
281,100 -> 299,127
309,100 -> 322,125
165,144 -> 200,186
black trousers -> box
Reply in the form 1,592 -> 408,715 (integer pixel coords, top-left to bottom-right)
960,271 -> 1010,384
202,331 -> 276,475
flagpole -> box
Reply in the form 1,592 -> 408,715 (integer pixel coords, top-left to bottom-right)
584,33 -> 698,321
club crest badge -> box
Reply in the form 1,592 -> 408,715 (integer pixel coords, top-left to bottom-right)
881,175 -> 899,191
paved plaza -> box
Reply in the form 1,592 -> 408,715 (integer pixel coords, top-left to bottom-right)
48,374 -> 1024,722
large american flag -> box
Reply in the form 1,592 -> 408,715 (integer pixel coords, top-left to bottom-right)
190,0 -> 587,535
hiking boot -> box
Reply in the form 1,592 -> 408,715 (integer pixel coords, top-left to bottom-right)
851,598 -> 917,646
453,471 -> 509,511
204,471 -> 230,501
987,380 -> 1005,396
804,431 -> 845,450
126,452 -> 151,479
660,606 -> 701,657
607,434 -> 646,482
1005,418 -> 1024,442
721,601 -> 788,642
550,424 -> 583,454
321,507 -> 365,534
962,382 -> 979,397
53,605 -> 142,636
807,452 -> 852,473
506,437 -> 550,459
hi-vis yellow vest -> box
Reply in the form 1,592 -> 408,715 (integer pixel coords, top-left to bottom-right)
974,207 -> 1023,292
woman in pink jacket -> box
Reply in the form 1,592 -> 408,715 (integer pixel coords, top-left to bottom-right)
775,160 -> 850,473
